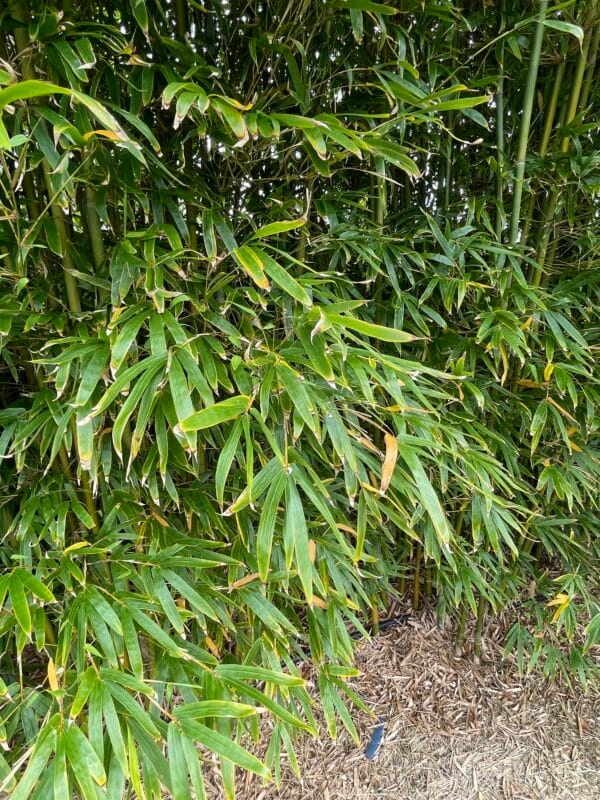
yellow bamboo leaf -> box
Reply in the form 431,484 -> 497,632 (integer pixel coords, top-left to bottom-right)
547,593 -> 569,607
308,539 -> 316,564
310,596 -> 328,609
229,572 -> 260,590
356,436 -> 379,453
336,524 -> 358,537
547,396 -> 578,425
204,635 -> 220,658
380,433 -> 398,495
83,129 -> 127,142
544,362 -> 554,381
499,344 -> 509,386
47,658 -> 59,691
63,541 -> 91,553
519,316 -> 533,331
517,379 -> 547,389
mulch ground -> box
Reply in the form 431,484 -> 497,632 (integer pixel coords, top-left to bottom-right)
225,606 -> 600,800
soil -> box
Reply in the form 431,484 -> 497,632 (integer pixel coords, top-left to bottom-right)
228,607 -> 600,800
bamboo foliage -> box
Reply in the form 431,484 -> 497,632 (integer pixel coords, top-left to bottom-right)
0,1 -> 599,798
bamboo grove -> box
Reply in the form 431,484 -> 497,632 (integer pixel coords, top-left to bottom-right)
0,0 -> 599,797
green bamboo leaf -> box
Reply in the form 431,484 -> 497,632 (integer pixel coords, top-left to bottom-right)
251,219 -> 306,239
110,312 -> 147,373
108,684 -> 161,738
130,0 -> 149,32
69,667 -> 98,719
53,733 -> 69,800
167,724 -> 192,800
0,80 -> 72,107
296,324 -> 336,384
174,701 -> 258,720
215,418 -> 243,507
276,364 -> 317,433
162,570 -> 222,622
303,127 -> 327,158
15,569 -> 55,602
64,724 -> 107,787
421,95 -> 491,113
232,245 -> 270,290
74,346 -> 109,407
101,684 -> 129,778
330,0 -> 398,13
75,405 -> 94,471
219,676 -> 313,732
215,664 -> 305,687
128,608 -> 186,658
86,588 -> 123,634
176,395 -> 251,434
8,574 -> 31,635
118,609 -> 145,680
327,313 -> 416,343
402,449 -> 452,549
257,469 -> 287,581
361,137 -> 420,175
252,247 -> 313,307
99,668 -> 153,697
87,354 -> 167,420
285,481 -> 313,601
10,718 -> 58,800
178,719 -> 270,779
112,359 -> 165,458
543,20 -> 584,46
181,733 -> 207,800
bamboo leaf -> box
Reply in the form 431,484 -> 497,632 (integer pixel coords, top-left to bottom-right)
176,395 -> 251,434
178,720 -> 270,779
327,313 -> 416,343
251,219 -> 306,239
380,433 -> 398,495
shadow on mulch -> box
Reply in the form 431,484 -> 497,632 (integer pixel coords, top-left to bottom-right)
225,607 -> 600,800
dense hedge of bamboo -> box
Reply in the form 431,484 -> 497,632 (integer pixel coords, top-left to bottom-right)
1,0 -> 599,797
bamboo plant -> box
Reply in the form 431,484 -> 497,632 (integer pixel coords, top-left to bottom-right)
0,1 -> 599,798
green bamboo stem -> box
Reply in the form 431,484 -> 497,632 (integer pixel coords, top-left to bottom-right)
495,17 -> 505,241
530,31 -> 592,288
42,150 -> 103,536
521,57 -> 566,247
15,0 -> 82,314
413,540 -> 422,610
42,163 -> 82,313
559,32 -> 592,155
9,0 -> 34,79
84,185 -> 106,270
9,0 -> 41,241
443,111 -> 455,211
175,0 -> 187,39
579,24 -> 600,112
424,561 -> 433,599
373,156 -> 386,323
398,544 -> 408,596
370,596 -> 379,636
530,192 -> 559,288
473,595 -> 487,664
508,0 -> 548,249
454,600 -> 468,656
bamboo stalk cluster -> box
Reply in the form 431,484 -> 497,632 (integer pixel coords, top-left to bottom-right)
0,1 -> 599,797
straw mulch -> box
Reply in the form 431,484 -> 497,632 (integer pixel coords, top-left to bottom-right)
227,607 -> 600,800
